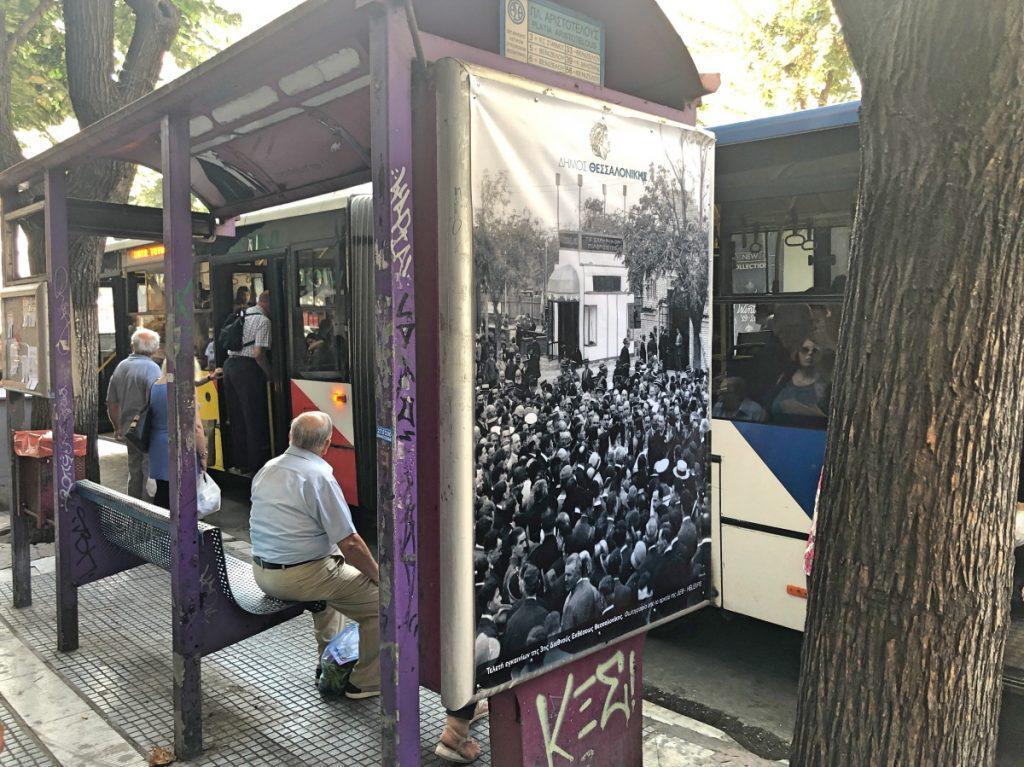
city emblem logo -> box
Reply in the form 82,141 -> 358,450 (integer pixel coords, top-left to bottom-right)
507,0 -> 526,25
590,121 -> 610,160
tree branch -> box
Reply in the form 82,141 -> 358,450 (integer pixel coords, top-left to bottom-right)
830,0 -> 877,77
119,0 -> 181,103
62,0 -> 118,125
0,9 -> 26,171
4,1 -> 58,59
4,1 -> 56,59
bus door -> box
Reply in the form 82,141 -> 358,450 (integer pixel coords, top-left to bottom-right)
286,242 -> 362,506
211,254 -> 291,473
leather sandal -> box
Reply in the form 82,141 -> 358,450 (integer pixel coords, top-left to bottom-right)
434,726 -> 481,764
470,700 -> 489,725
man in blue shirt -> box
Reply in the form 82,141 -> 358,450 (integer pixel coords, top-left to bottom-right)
106,328 -> 161,500
250,411 -> 380,699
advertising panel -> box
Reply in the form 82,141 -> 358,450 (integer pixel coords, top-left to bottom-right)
437,60 -> 714,707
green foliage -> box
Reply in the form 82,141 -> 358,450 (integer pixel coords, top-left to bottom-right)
4,0 -> 239,134
581,197 -> 623,235
746,0 -> 857,110
474,170 -> 557,308
622,163 -> 709,320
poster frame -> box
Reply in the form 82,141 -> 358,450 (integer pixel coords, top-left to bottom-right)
0,280 -> 50,397
435,57 -> 714,710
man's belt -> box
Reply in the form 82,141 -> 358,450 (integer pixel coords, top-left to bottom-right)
252,555 -> 320,570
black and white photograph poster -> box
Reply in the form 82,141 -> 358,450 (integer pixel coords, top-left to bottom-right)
467,71 -> 715,692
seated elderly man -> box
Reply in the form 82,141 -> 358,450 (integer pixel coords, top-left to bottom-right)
250,411 -> 380,699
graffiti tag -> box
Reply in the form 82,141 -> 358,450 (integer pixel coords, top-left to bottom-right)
536,649 -> 639,767
390,166 -> 413,278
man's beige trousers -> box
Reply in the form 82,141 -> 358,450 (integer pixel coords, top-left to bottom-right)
254,555 -> 380,690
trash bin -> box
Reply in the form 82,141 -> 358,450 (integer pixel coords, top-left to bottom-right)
13,430 -> 87,527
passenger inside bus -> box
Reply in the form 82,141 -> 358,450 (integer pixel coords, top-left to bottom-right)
304,313 -> 349,378
711,377 -> 767,422
713,301 -> 838,429
767,336 -> 830,426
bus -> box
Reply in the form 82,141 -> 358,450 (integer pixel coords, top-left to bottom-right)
709,102 -> 1024,689
99,191 -> 377,513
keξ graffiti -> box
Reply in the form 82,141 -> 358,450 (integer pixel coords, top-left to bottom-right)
535,648 -> 639,767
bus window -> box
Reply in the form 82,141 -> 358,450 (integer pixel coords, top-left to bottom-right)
142,272 -> 166,313
729,232 -> 775,295
830,226 -> 852,291
723,226 -> 851,297
779,230 -> 814,293
713,301 -> 840,429
293,245 -> 350,380
196,262 -> 212,311
231,271 -> 264,305
98,286 -> 117,366
128,270 -> 167,360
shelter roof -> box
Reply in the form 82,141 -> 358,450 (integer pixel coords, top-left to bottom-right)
0,0 -> 706,219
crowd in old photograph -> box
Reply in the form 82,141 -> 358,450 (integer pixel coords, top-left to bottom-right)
472,319 -> 711,683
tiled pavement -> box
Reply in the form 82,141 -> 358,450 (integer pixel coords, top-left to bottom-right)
0,560 -> 782,766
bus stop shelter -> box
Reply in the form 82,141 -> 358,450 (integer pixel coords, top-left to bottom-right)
0,0 -> 710,762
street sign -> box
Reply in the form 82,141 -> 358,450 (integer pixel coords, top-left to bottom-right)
501,0 -> 605,85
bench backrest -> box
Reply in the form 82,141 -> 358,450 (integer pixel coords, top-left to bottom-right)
73,480 -> 213,572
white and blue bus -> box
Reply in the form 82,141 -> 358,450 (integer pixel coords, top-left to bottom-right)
708,102 -> 1024,689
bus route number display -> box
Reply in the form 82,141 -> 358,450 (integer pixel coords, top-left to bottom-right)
501,0 -> 605,85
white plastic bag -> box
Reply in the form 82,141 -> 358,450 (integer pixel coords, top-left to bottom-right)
197,471 -> 221,519
1015,504 -> 1024,549
318,623 -> 360,695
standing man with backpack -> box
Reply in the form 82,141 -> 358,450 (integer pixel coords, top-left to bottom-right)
221,290 -> 273,473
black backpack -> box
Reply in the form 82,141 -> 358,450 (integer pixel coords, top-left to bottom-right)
218,309 -> 253,353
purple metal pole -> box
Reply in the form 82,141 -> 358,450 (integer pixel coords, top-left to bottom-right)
162,113 -> 202,759
44,168 -> 79,651
369,5 -> 420,764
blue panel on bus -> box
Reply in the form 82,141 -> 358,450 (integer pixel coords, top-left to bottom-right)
731,422 -> 826,517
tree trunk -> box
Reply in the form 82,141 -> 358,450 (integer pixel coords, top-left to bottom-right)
689,310 -> 702,370
70,236 -> 102,479
792,2 -> 1024,765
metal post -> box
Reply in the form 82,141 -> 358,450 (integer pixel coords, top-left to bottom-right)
44,168 -> 78,651
162,113 -> 202,759
8,391 -> 31,607
369,5 -> 420,764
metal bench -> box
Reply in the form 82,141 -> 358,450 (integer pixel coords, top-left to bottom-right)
69,480 -> 323,657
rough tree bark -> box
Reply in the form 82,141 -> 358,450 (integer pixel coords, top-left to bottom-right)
792,2 -> 1024,765
0,1 -> 181,479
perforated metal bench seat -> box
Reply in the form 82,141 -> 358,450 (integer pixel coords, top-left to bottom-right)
70,480 -> 323,656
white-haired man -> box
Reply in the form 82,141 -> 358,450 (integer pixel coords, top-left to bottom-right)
250,411 -> 381,699
106,328 -> 161,500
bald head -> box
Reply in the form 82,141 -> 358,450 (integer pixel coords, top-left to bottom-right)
289,411 -> 332,453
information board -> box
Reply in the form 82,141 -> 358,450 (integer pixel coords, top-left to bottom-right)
435,61 -> 714,708
501,0 -> 604,85
0,282 -> 49,396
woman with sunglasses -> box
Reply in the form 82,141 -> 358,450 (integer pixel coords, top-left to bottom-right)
769,336 -> 830,426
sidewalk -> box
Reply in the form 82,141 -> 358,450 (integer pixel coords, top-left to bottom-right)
0,554 -> 782,766
0,439 -> 782,765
